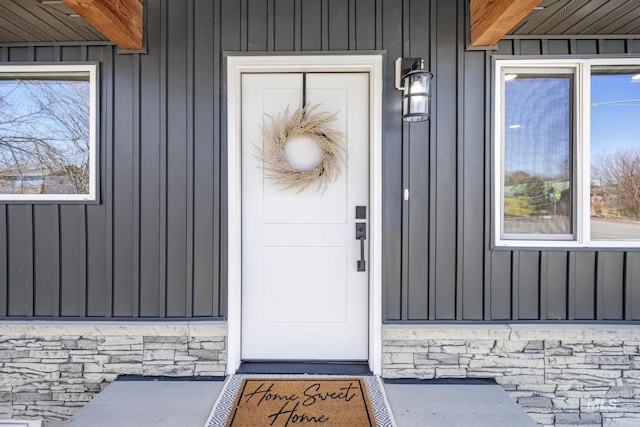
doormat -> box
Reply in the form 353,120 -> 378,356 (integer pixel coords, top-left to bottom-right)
204,375 -> 396,427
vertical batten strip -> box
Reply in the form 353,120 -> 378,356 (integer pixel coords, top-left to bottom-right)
399,0 -> 409,320
294,0 -> 302,51
483,49 -> 492,321
627,252 -> 640,320
375,0 -> 382,51
29,206 -> 35,317
241,0 -> 248,51
564,252 -> 570,320
322,0 -> 329,51
623,252 -> 629,320
80,45 -> 89,317
596,252 -> 603,320
267,0 -> 275,51
159,0 -> 168,317
83,205 -> 88,316
105,46 -> 115,316
400,129 -> 410,318
568,252 -> 576,320
511,252 -> 519,320
52,206 -> 61,317
540,253 -> 548,320
132,52 -> 141,317
55,205 -> 62,316
428,0 -> 437,319
30,206 -> 35,317
186,0 -> 195,317
455,0 -> 464,320
513,39 -> 521,55
57,206 -> 63,316
213,0 -> 222,317
348,0 -> 356,50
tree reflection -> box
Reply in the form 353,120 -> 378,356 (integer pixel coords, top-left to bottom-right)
592,148 -> 640,220
0,78 -> 90,195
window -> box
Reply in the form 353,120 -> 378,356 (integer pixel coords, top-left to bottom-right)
495,59 -> 640,248
0,64 -> 98,202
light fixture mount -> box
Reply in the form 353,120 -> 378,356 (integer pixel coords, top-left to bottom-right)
395,58 -> 433,122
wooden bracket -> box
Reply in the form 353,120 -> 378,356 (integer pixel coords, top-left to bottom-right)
470,0 -> 541,47
62,0 -> 143,50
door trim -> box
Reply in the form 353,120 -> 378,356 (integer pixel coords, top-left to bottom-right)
226,54 -> 384,375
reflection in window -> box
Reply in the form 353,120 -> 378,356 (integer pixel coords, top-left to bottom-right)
591,69 -> 640,240
502,75 -> 573,238
0,69 -> 94,200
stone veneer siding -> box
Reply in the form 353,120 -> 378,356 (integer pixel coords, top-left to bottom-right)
383,324 -> 640,427
0,321 -> 226,421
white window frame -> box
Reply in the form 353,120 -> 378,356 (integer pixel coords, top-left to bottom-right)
0,63 -> 99,203
494,57 -> 640,249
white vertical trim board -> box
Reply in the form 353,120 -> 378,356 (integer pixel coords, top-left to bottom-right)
226,54 -> 384,375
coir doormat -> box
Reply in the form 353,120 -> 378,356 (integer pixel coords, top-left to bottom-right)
205,375 -> 396,427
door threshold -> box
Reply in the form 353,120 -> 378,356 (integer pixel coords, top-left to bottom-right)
237,361 -> 372,375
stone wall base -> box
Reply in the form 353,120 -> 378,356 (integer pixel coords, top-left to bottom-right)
0,321 -> 227,421
4,321 -> 640,425
383,324 -> 640,427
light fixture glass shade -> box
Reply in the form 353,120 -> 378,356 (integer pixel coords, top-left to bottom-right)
401,70 -> 432,122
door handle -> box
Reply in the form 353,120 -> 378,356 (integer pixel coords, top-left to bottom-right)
356,222 -> 366,272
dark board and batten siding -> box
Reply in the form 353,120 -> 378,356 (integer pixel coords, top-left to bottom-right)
0,2 -> 224,319
485,37 -> 640,322
0,0 -> 639,323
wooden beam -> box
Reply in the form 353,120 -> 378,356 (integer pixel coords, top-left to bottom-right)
62,0 -> 143,50
470,0 -> 541,47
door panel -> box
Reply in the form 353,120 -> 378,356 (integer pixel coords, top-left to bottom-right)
241,72 -> 369,360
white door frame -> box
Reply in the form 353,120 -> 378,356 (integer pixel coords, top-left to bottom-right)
226,54 -> 384,375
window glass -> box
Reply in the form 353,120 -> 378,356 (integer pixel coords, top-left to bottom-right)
502,74 -> 573,238
0,69 -> 94,200
591,68 -> 640,240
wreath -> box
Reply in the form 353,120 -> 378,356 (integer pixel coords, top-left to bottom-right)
258,104 -> 346,193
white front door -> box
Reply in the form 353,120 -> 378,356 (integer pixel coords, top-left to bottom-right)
241,72 -> 370,360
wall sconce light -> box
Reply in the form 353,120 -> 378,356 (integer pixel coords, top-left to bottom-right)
395,58 -> 433,122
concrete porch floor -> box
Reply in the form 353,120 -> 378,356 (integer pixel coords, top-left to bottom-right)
47,378 -> 538,427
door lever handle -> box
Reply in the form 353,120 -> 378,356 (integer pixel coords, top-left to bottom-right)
356,223 -> 367,272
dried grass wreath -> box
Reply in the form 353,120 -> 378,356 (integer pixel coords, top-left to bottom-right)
258,104 -> 346,193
